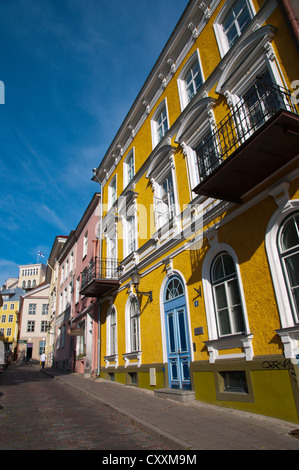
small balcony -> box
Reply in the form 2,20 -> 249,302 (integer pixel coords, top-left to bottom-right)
80,258 -> 121,298
193,80 -> 299,203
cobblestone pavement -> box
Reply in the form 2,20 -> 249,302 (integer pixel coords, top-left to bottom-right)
0,365 -> 175,450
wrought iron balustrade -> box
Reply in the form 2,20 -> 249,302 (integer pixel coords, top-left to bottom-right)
196,80 -> 298,182
80,257 -> 120,292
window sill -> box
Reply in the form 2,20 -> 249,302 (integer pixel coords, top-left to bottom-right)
104,354 -> 119,368
275,326 -> 299,359
205,333 -> 254,363
122,351 -> 141,368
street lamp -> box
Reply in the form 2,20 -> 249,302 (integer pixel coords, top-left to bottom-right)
131,268 -> 153,302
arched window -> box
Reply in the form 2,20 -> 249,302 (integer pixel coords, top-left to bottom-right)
109,306 -> 117,356
129,297 -> 140,352
278,213 -> 299,324
164,276 -> 184,301
211,252 -> 245,337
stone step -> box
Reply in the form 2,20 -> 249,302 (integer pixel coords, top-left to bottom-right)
154,388 -> 195,403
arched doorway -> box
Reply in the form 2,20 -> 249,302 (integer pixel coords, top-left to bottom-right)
163,275 -> 191,389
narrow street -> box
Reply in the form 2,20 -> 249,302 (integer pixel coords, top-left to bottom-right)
0,365 -> 173,450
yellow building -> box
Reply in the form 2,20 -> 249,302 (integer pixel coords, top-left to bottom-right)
89,0 -> 299,423
0,287 -> 24,357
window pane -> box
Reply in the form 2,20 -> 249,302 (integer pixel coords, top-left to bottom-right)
223,254 -> 236,276
227,279 -> 241,306
231,305 -> 245,333
168,314 -> 176,353
281,216 -> 299,251
178,309 -> 187,352
284,253 -> 299,289
293,288 -> 299,320
212,256 -> 224,281
214,284 -> 227,310
218,309 -> 231,335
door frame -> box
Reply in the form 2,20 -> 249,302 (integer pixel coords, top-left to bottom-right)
160,270 -> 193,389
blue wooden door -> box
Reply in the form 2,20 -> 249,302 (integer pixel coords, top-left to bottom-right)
164,276 -> 191,389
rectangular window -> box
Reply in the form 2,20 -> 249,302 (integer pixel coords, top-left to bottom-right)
27,321 -> 35,332
109,176 -> 117,208
1,315 -> 6,323
127,153 -> 134,184
8,315 -> 13,323
156,106 -> 168,143
6,328 -> 12,336
155,172 -> 175,227
223,0 -> 253,48
28,304 -> 36,315
42,304 -> 49,315
185,59 -> 203,103
127,215 -> 136,256
39,340 -> 46,355
76,277 -> 80,304
10,303 -> 14,310
83,231 -> 88,258
219,370 -> 248,393
41,321 -> 48,332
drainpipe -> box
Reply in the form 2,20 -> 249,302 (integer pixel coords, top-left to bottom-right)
279,0 -> 299,53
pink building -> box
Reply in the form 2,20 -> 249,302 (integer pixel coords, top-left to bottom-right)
53,193 -> 101,373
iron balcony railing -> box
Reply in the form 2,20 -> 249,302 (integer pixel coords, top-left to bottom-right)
195,79 -> 298,183
81,257 -> 120,292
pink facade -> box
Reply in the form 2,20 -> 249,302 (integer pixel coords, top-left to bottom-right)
53,193 -> 101,374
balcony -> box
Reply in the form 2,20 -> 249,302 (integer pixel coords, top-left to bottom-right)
80,258 -> 121,298
193,80 -> 299,203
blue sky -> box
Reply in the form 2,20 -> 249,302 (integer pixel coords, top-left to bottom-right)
0,0 -> 188,286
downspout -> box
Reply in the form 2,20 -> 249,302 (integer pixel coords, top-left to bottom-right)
92,170 -> 104,376
279,0 -> 299,53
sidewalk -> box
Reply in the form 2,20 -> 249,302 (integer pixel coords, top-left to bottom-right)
41,367 -> 299,450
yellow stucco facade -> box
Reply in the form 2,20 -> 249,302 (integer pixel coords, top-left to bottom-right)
93,0 -> 299,424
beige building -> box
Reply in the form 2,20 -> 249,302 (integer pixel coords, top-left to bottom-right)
18,263 -> 46,292
18,282 -> 50,363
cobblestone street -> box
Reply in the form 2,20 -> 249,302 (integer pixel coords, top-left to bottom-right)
0,365 -> 173,450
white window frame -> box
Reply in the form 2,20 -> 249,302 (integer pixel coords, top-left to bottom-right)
151,99 -> 170,149
106,304 -> 118,363
177,49 -> 204,111
278,213 -> 299,324
265,191 -> 299,358
108,175 -> 117,209
119,192 -> 138,259
154,170 -> 176,229
146,146 -> 180,233
213,0 -> 255,58
123,148 -> 135,188
75,277 -> 80,304
202,239 -> 252,363
83,231 -> 88,259
175,97 -> 217,199
124,294 -> 141,365
28,303 -> 36,315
